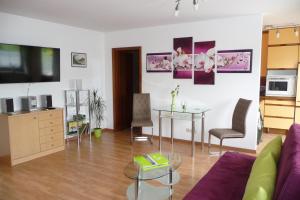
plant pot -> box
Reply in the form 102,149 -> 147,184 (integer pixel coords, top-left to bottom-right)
94,128 -> 102,138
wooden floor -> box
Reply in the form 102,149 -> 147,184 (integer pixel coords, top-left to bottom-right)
0,130 -> 276,200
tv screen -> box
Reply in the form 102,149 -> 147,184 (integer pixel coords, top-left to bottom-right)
0,43 -> 60,83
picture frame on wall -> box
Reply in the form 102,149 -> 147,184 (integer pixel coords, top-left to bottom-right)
146,52 -> 172,72
217,49 -> 252,73
71,52 -> 87,68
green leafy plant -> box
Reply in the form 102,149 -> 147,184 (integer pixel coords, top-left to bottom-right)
90,89 -> 105,129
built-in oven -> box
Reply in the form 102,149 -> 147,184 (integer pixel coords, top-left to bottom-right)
266,75 -> 297,97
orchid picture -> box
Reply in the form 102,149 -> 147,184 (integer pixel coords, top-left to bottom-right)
217,49 -> 252,73
146,52 -> 172,72
173,37 -> 193,79
194,41 -> 216,85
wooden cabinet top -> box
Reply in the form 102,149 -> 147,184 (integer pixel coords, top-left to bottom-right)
0,108 -> 63,117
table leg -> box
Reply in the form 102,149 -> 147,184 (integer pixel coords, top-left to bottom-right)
169,169 -> 173,200
171,118 -> 174,151
191,113 -> 195,157
135,178 -> 140,200
201,113 -> 205,152
159,111 -> 162,152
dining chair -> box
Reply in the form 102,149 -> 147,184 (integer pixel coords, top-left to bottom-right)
131,93 -> 153,143
208,98 -> 252,155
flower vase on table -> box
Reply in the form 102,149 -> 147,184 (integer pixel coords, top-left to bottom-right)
170,85 -> 180,112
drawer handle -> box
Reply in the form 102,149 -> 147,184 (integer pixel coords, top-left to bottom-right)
51,144 -> 54,147
51,136 -> 54,139
49,114 -> 52,117
51,129 -> 53,132
33,117 -> 37,119
50,122 -> 53,124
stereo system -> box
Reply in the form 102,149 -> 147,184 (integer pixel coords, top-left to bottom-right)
1,98 -> 14,113
21,96 -> 38,111
0,95 -> 54,113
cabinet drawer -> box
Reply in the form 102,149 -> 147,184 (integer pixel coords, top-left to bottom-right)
264,117 -> 294,130
267,46 -> 299,69
38,110 -> 62,121
39,126 -> 63,136
40,133 -> 63,143
40,139 -> 64,152
39,118 -> 62,128
264,99 -> 296,106
265,105 -> 295,118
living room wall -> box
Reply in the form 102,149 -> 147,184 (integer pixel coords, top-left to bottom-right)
0,12 -> 106,112
105,15 -> 263,150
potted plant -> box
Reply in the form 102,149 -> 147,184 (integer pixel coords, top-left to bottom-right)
90,89 -> 105,138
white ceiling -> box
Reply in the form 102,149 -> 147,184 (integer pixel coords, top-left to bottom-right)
0,0 -> 299,32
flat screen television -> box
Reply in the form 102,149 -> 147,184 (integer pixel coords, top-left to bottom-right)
0,43 -> 60,83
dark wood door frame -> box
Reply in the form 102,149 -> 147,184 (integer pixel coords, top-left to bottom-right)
112,46 -> 142,131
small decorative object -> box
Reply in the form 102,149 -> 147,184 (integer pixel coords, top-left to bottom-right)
90,89 -> 105,138
146,52 -> 172,72
181,101 -> 187,112
173,37 -> 193,79
71,52 -> 87,68
171,85 -> 180,111
217,49 -> 253,73
194,41 -> 216,85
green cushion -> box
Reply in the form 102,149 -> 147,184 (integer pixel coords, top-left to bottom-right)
242,136 -> 282,200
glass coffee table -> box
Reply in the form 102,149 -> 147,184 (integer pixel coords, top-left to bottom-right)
124,152 -> 182,200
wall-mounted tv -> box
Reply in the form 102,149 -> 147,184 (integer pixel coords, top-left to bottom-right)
0,43 -> 60,83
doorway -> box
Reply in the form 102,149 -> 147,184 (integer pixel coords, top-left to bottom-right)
112,47 -> 142,131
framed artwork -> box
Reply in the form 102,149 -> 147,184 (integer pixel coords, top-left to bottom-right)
146,52 -> 172,72
173,37 -> 193,79
194,41 -> 216,85
71,52 -> 87,68
217,49 -> 252,73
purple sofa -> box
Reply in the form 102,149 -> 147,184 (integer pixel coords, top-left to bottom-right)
184,124 -> 300,200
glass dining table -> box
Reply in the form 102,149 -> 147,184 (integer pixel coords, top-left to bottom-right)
153,105 -> 210,157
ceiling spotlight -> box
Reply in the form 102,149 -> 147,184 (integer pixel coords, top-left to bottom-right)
174,0 -> 180,17
276,29 -> 280,38
193,0 -> 199,11
295,27 -> 299,37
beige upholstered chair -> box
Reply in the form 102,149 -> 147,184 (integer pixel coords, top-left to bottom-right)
131,93 -> 153,143
208,98 -> 252,155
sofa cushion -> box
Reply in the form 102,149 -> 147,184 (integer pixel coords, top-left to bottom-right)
242,136 -> 282,200
183,152 -> 255,200
274,124 -> 300,200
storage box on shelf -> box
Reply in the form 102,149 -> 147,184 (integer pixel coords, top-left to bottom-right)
0,108 -> 64,166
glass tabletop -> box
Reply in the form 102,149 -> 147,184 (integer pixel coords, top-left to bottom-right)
153,105 -> 210,114
124,152 -> 182,181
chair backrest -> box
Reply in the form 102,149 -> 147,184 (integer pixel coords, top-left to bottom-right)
232,98 -> 252,134
132,93 -> 151,121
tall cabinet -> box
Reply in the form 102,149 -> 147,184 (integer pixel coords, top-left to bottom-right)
261,27 -> 300,131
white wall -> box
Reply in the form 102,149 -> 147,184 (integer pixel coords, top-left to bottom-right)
105,15 -> 263,150
0,12 -> 106,123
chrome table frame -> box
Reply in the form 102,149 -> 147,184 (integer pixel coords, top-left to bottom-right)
155,108 -> 208,157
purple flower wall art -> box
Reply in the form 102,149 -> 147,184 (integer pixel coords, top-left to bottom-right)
146,52 -> 172,72
173,37 -> 193,79
194,41 -> 216,85
217,49 -> 252,73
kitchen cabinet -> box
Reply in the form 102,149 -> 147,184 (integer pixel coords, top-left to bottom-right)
267,45 -> 299,69
269,28 -> 300,45
0,108 -> 64,166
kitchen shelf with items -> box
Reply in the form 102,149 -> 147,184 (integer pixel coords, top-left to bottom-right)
64,89 -> 91,143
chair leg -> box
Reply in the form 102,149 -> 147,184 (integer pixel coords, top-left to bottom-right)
219,138 -> 223,156
149,127 -> 154,144
131,127 -> 134,144
208,133 -> 212,154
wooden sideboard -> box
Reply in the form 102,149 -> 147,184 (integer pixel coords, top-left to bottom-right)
0,108 -> 65,166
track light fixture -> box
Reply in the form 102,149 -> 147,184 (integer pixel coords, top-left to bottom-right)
276,29 -> 280,38
295,27 -> 299,37
174,0 -> 180,17
193,0 -> 199,11
174,0 -> 205,16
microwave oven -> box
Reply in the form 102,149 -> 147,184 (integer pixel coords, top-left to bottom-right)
266,75 -> 297,97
